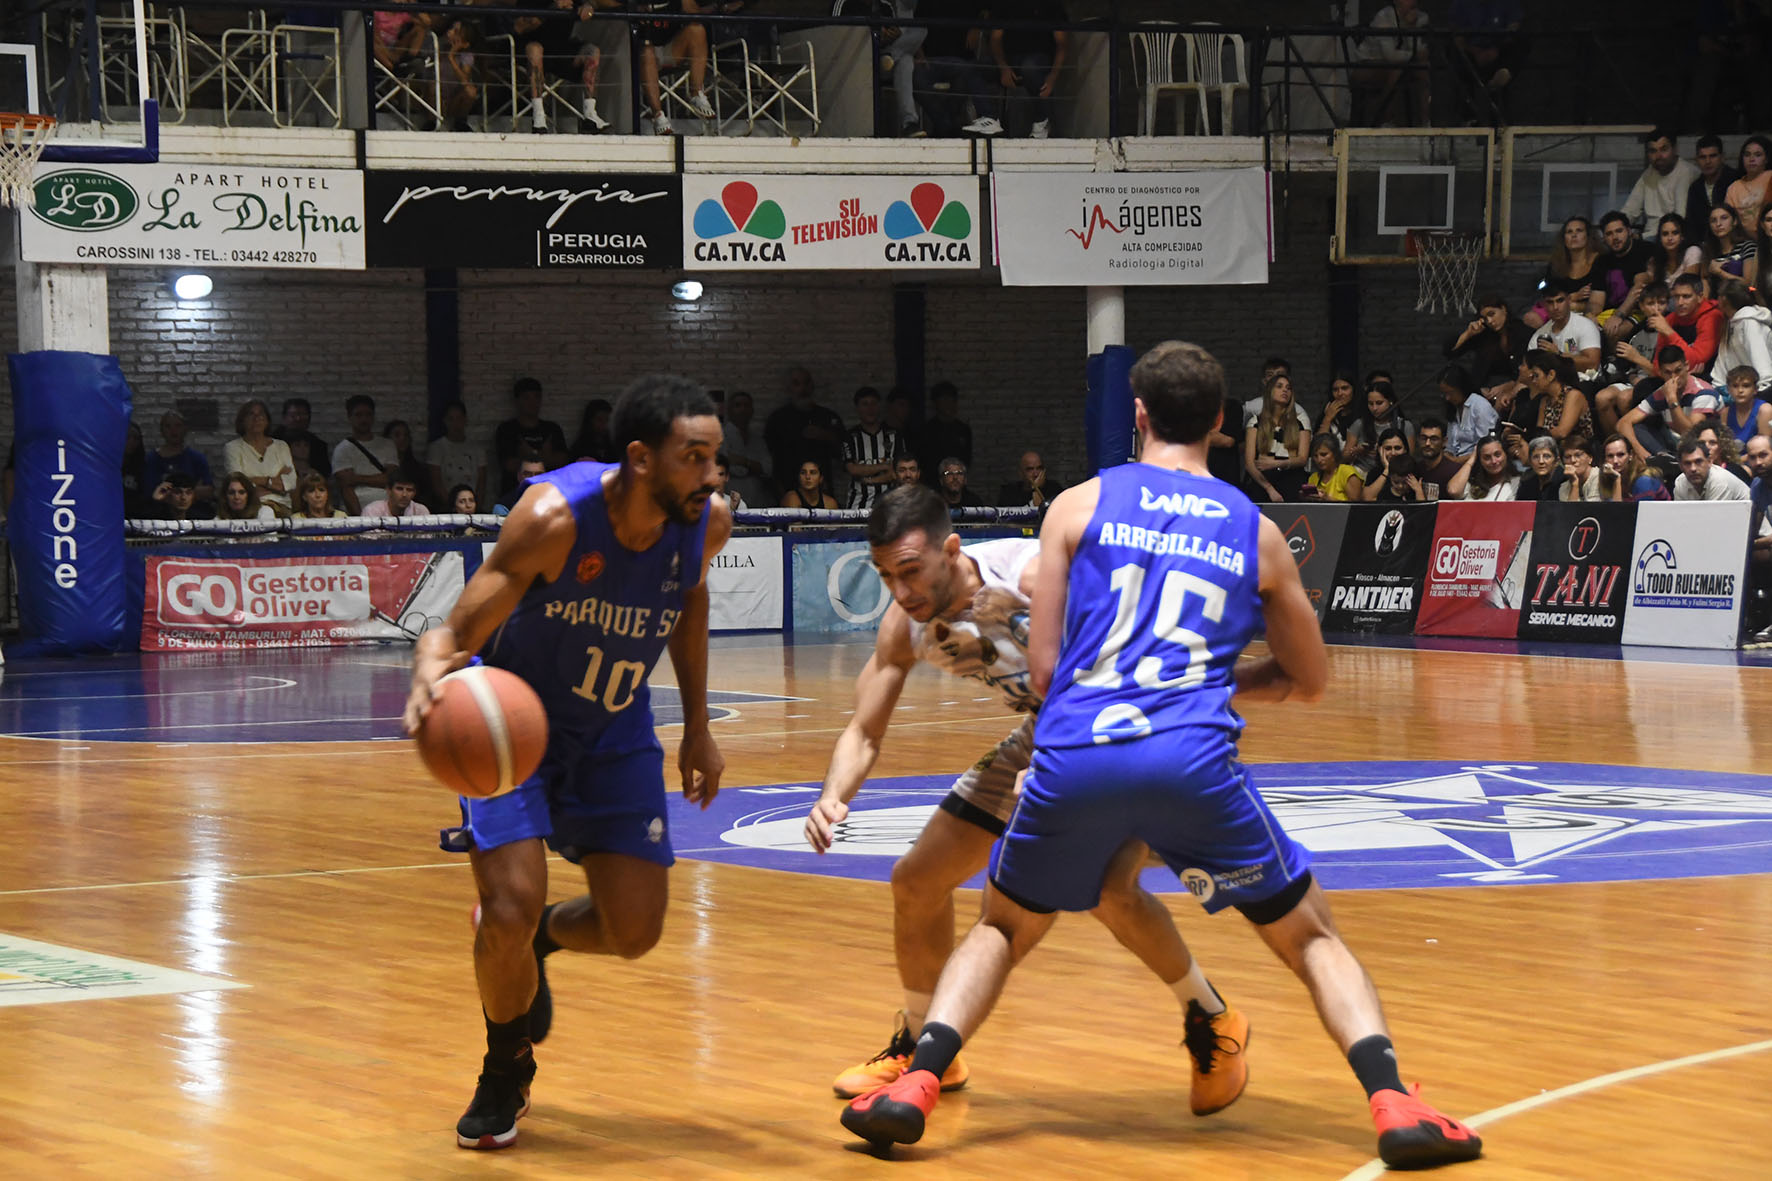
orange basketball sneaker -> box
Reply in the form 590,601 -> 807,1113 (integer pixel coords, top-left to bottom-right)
840,1067 -> 942,1147
1370,1084 -> 1483,1168
1182,1001 -> 1250,1116
832,1012 -> 969,1099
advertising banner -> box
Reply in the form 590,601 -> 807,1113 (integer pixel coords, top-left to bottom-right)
1261,504 -> 1350,620
1515,502 -> 1636,644
364,171 -> 681,269
992,169 -> 1270,286
1620,501 -> 1751,648
790,540 -> 890,634
141,552 -> 464,650
707,536 -> 783,631
684,176 -> 980,270
1320,504 -> 1435,633
23,164 -> 365,269
1415,501 -> 1537,638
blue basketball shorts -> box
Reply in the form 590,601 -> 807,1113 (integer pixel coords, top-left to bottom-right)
989,728 -> 1311,916
438,734 -> 673,868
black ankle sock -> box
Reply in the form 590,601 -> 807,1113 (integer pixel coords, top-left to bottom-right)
907,1021 -> 963,1078
532,903 -> 561,959
484,1011 -> 532,1065
1346,1034 -> 1405,1099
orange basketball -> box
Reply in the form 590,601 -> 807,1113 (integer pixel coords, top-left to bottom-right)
415,665 -> 549,799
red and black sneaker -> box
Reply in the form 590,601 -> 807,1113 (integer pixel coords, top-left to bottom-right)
839,1068 -> 941,1148
1370,1084 -> 1483,1169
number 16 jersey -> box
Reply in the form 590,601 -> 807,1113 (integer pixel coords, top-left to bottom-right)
1036,464 -> 1263,751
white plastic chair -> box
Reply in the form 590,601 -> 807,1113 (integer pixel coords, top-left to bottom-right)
1128,26 -> 1189,136
1182,30 -> 1247,135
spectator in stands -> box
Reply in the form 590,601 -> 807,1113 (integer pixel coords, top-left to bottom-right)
495,377 -> 567,492
1357,428 -> 1411,502
515,0 -> 612,134
496,453 -> 548,514
570,398 -> 620,463
1745,434 -> 1772,638
448,484 -> 480,515
224,399 -> 295,514
1346,379 -> 1414,465
766,366 -> 846,496
428,400 -> 486,509
918,0 -> 990,137
383,419 -> 434,507
894,455 -> 922,487
1711,280 -> 1772,390
372,0 -> 432,74
1624,129 -> 1701,229
1447,435 -> 1519,500
1749,206 -> 1772,289
721,390 -> 772,508
1352,0 -> 1430,127
1687,134 -> 1741,233
1600,433 -> 1642,501
1694,421 -> 1752,483
1726,135 -> 1772,230
121,422 -> 150,518
987,0 -> 1069,138
1524,352 -> 1593,443
1438,364 -> 1497,458
1674,430 -> 1751,500
1646,213 -> 1703,288
634,0 -> 717,135
1527,218 -> 1603,326
362,466 -> 430,519
1722,366 -> 1772,442
1598,280 -> 1674,431
843,387 -> 901,511
1619,345 -> 1722,460
276,397 -> 330,481
917,380 -> 973,485
998,450 -> 1066,508
882,2 -> 929,137
1301,434 -> 1364,502
145,410 -> 214,505
293,473 -> 346,519
884,387 -> 914,435
781,459 -> 840,510
1450,0 -> 1523,120
150,469 -> 215,521
1487,356 -> 1540,436
1596,211 -> 1656,324
1559,435 -> 1602,501
1445,294 -> 1528,387
216,471 -> 279,522
1314,372 -> 1361,454
1701,204 -> 1757,286
332,394 -> 400,514
1527,278 -> 1604,380
1244,371 -> 1311,502
713,453 -> 744,512
438,16 -> 481,133
1656,273 -> 1726,373
1241,356 -> 1292,426
936,457 -> 981,509
1208,390 -> 1245,487
1414,418 -> 1463,498
1373,452 -> 1424,502
1513,435 -> 1564,500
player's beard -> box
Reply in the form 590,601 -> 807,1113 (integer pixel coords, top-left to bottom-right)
653,476 -> 715,525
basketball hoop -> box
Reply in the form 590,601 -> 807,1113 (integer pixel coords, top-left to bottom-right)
1407,228 -> 1484,317
0,113 -> 57,211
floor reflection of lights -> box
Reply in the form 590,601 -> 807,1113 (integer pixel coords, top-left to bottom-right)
177,873 -> 227,1102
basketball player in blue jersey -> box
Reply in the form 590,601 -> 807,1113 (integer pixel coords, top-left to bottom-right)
404,375 -> 730,1151
807,484 -> 1248,1115
842,342 -> 1483,1170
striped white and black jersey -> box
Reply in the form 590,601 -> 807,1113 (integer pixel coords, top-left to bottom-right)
843,425 -> 901,511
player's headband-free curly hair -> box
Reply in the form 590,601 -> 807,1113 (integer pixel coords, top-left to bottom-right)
612,374 -> 718,455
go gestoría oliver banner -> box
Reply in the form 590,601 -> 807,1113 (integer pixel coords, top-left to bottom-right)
992,169 -> 1270,286
684,176 -> 980,270
364,171 -> 680,269
23,164 -> 364,269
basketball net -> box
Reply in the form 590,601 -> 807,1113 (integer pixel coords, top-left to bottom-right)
0,113 -> 57,211
1412,229 -> 1484,317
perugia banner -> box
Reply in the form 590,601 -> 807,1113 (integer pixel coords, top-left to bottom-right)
684,175 -> 980,270
1261,504 -> 1349,620
1415,501 -> 1537,638
1620,501 -> 1751,648
1321,504 -> 1435,633
1515,502 -> 1635,644
142,553 -> 465,650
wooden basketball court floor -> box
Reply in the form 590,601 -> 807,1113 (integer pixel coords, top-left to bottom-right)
0,635 -> 1768,1179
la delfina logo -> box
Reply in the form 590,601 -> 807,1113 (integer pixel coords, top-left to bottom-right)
1631,538 -> 1737,610
691,180 -> 970,265
30,170 -> 139,231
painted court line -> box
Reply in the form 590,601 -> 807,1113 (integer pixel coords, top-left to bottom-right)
0,860 -> 471,897
1337,1037 -> 1772,1180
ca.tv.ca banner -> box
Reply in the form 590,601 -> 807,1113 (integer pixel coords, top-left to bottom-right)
684,176 -> 980,270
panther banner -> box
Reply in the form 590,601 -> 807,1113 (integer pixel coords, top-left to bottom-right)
683,176 -> 980,270
1320,504 -> 1436,634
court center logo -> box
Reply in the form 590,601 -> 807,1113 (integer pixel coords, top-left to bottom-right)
31,169 -> 139,231
1632,537 -> 1736,610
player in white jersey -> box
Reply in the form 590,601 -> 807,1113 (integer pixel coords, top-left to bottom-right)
804,485 -> 1248,1114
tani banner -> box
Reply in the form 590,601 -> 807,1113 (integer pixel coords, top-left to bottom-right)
1415,501 -> 1537,638
684,176 -> 980,270
23,164 -> 365,269
1621,501 -> 1751,648
1321,504 -> 1435,634
992,170 -> 1270,286
1261,504 -> 1350,620
1515,502 -> 1635,644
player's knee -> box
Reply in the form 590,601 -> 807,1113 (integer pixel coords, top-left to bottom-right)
890,853 -> 948,911
606,911 -> 664,959
477,894 -> 543,954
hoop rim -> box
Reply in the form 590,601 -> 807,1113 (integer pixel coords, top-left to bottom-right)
0,112 -> 57,131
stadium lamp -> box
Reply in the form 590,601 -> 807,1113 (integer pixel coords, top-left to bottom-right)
171,272 -> 214,301
671,280 -> 704,302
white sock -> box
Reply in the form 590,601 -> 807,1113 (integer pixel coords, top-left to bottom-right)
904,990 -> 932,1036
1171,962 -> 1226,1016
530,98 -> 545,126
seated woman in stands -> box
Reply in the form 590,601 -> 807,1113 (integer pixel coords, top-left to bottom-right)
1301,433 -> 1365,502
216,471 -> 280,521
1446,434 -> 1520,501
292,472 -> 347,519
781,458 -> 839,510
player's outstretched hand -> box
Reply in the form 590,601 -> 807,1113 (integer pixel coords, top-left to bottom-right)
804,797 -> 849,853
404,643 -> 469,736
679,727 -> 725,810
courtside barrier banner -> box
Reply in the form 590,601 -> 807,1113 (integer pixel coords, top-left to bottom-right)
992,170 -> 1270,286
141,553 -> 464,650
707,536 -> 784,630
791,540 -> 889,633
1621,501 -> 1751,648
1321,504 -> 1435,634
1415,501 -> 1536,638
1515,502 -> 1635,644
684,176 -> 980,270
1261,504 -> 1349,620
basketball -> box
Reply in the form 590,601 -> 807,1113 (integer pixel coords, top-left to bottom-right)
415,665 -> 548,799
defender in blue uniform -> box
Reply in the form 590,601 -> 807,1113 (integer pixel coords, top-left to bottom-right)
843,342 -> 1482,1171
406,376 -> 730,1151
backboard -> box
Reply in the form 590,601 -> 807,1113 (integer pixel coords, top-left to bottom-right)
1499,126 -> 1653,258
24,3 -> 159,163
1333,128 -> 1494,264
